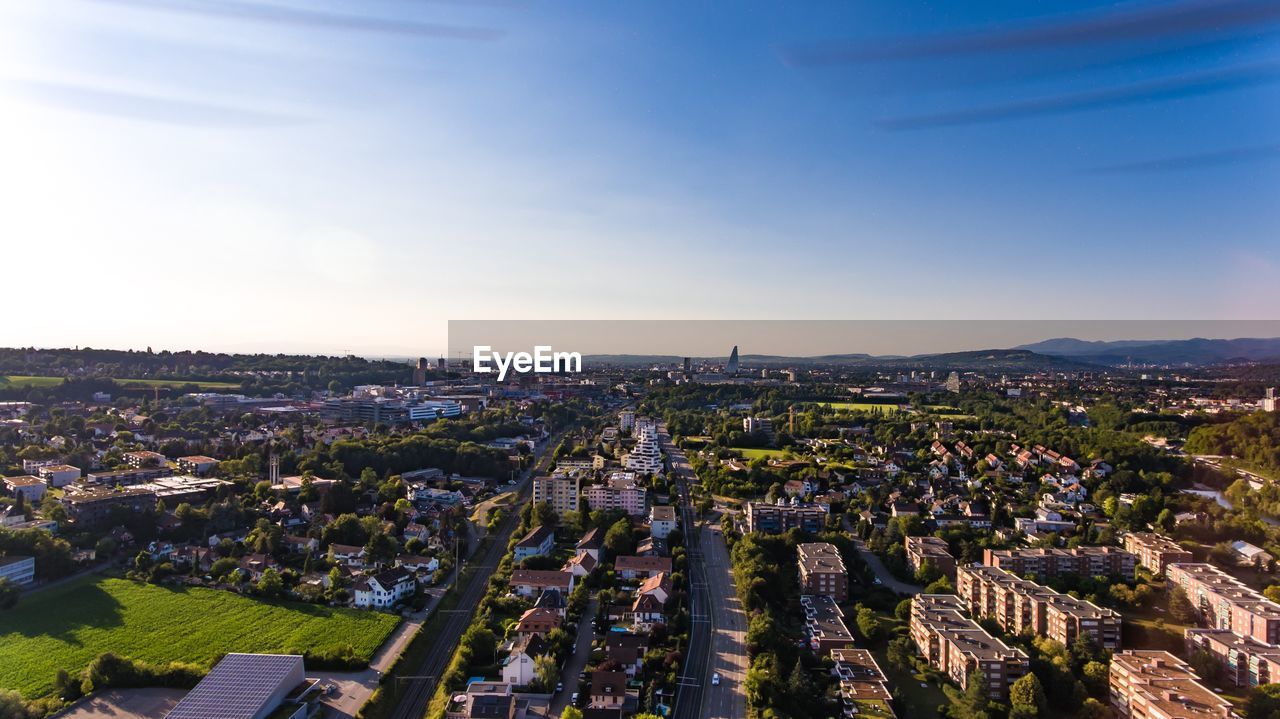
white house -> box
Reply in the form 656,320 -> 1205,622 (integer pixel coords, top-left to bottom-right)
649,505 -> 677,540
353,566 -> 415,608
501,634 -> 547,687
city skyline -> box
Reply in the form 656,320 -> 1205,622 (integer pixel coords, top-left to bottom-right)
2,1 -> 1277,355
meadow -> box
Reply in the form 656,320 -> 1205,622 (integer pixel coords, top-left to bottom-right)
0,576 -> 400,699
0,375 -> 241,390
822,401 -> 904,415
733,447 -> 789,460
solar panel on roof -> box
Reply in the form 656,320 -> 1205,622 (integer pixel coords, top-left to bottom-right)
166,654 -> 304,719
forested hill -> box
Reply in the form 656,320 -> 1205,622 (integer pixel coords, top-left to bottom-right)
1186,411 -> 1280,475
0,347 -> 415,396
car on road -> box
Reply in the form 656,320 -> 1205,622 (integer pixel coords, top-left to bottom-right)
556,682 -> 563,693
570,692 -> 579,704
711,672 -> 721,686
873,577 -> 882,585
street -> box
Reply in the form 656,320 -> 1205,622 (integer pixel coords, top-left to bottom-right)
547,597 -> 598,718
659,425 -> 747,719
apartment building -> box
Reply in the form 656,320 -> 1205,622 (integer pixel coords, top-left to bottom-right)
1109,650 -> 1236,719
531,474 -> 579,517
582,483 -> 647,517
123,450 -> 168,469
36,464 -> 81,488
982,546 -> 1136,580
797,542 -> 849,601
830,648 -> 896,719
1123,532 -> 1194,575
746,501 -> 825,534
0,555 -> 35,586
1185,628 -> 1280,688
624,425 -> 664,474
62,486 -> 157,525
906,536 -> 957,581
957,565 -> 1121,649
910,594 -> 1029,697
1167,563 -> 1280,645
649,505 -> 678,539
801,594 -> 855,655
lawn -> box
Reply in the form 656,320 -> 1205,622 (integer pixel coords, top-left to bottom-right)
0,375 -> 241,390
822,401 -> 903,415
733,447 -> 789,461
0,576 -> 400,699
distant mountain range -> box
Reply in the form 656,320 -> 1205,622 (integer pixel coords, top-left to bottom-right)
582,348 -> 1099,371
1015,337 -> 1280,366
580,338 -> 1280,371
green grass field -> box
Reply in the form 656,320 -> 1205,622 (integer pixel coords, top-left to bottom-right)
0,576 -> 400,699
733,447 -> 789,460
0,375 -> 241,390
823,401 -> 903,415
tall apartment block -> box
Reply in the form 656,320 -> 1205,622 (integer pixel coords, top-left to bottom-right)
1167,563 -> 1280,645
1123,532 -> 1194,575
982,546 -> 1136,580
906,536 -> 957,581
957,564 -> 1121,649
909,594 -> 1029,698
797,542 -> 849,602
1109,650 -> 1235,719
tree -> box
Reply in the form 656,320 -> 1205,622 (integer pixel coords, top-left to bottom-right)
1009,673 -> 1047,719
256,568 -> 284,599
894,598 -> 913,622
533,654 -> 558,691
1078,697 -> 1111,719
886,636 -> 914,673
604,517 -> 636,558
0,688 -> 33,719
561,708 -> 584,719
1246,684 -> 1280,719
209,557 -> 239,580
1169,586 -> 1197,623
364,532 -> 398,566
948,668 -> 991,719
1082,660 -> 1109,698
1265,585 -> 1280,604
855,606 -> 881,643
0,579 -> 19,611
533,501 -> 558,528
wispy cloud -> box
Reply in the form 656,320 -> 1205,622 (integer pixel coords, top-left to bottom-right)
1088,143 -> 1280,173
878,64 -> 1280,130
779,0 -> 1280,66
6,78 -> 303,127
86,0 -> 503,41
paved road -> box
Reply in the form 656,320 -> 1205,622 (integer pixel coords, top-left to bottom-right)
387,429 -> 567,719
851,534 -> 922,596
660,422 -> 742,716
548,597 -> 598,718
700,523 -> 747,719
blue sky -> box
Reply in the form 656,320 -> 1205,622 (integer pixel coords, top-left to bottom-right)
1,0 -> 1277,355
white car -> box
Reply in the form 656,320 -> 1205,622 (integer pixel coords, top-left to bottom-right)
711,672 -> 721,686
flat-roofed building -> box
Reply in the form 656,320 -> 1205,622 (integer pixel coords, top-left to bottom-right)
910,594 -> 1029,698
801,594 -> 855,655
1167,563 -> 1280,645
649,505 -> 678,539
906,536 -> 956,581
797,542 -> 848,601
176,455 -> 220,475
532,475 -> 579,517
36,464 -> 81,488
0,555 -> 35,586
983,546 -> 1136,580
85,466 -> 172,486
745,501 -> 825,534
123,450 -> 168,469
166,653 -> 316,719
1185,628 -> 1280,688
3,475 -> 46,503
1124,532 -> 1194,575
1109,650 -> 1236,719
582,483 -> 647,517
62,485 -> 157,525
957,564 -> 1121,649
830,648 -> 895,719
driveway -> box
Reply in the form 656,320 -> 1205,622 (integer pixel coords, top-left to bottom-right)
547,597 -> 598,718
55,688 -> 185,718
851,536 -> 923,595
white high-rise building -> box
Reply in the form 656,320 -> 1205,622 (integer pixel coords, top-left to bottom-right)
1264,388 -> 1277,413
625,425 -> 664,475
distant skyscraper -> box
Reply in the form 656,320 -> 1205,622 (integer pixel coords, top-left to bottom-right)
682,357 -> 692,377
727,345 -> 739,375
945,372 -> 961,394
1264,387 -> 1278,412
413,357 -> 429,386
